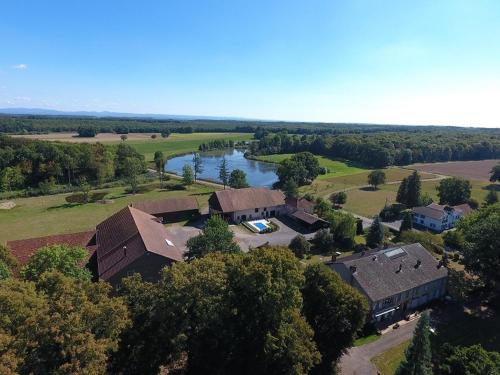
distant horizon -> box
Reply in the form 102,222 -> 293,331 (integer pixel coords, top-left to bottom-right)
0,106 -> 496,129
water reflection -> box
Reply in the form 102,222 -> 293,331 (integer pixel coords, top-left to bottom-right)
165,149 -> 278,187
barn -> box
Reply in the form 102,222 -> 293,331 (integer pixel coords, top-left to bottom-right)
131,196 -> 199,223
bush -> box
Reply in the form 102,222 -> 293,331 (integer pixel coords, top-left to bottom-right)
318,167 -> 328,175
165,183 -> 186,191
65,193 -> 87,204
379,203 -> 406,221
151,134 -> 157,139
289,235 -> 311,258
90,191 -> 109,201
443,230 -> 464,250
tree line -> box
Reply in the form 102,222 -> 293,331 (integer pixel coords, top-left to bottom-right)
250,130 -> 500,168
0,135 -> 145,192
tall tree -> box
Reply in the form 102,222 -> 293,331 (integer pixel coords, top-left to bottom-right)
21,244 -> 92,282
437,344 -> 500,375
458,203 -> 500,292
217,156 -> 230,189
153,151 -> 165,188
185,215 -> 240,260
302,264 -> 368,374
161,248 -> 320,374
366,215 -> 384,248
400,211 -> 413,233
406,171 -> 422,207
437,178 -> 472,205
490,164 -> 500,182
396,313 -> 433,375
192,153 -> 203,181
78,176 -> 91,203
182,164 -> 194,185
123,157 -> 143,194
368,170 -> 386,190
228,169 -> 249,188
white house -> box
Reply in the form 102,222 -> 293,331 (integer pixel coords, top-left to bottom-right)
412,203 -> 472,232
208,187 -> 287,223
329,243 -> 448,322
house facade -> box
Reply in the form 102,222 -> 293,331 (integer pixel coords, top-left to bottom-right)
412,203 -> 472,232
208,187 -> 287,223
329,243 -> 448,322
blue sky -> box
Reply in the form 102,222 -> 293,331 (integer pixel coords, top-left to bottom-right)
1,0 -> 499,127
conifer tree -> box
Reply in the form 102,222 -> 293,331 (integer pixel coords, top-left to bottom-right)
396,313 -> 433,375
400,211 -> 413,233
366,215 -> 384,248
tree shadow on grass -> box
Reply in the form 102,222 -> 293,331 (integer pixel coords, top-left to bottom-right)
47,203 -> 83,210
360,186 -> 377,192
482,184 -> 500,192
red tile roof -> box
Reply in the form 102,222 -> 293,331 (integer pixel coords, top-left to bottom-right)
95,206 -> 182,281
7,231 -> 96,266
285,197 -> 314,212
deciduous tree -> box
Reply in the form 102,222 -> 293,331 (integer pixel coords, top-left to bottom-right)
186,215 -> 240,260
289,235 -> 311,258
228,169 -> 249,188
437,177 -> 471,205
302,264 -> 368,374
182,164 -> 194,185
368,170 -> 386,190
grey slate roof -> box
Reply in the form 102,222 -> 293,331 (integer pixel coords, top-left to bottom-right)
329,243 -> 447,302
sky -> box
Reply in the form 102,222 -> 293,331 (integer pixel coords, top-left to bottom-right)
1,0 -> 499,127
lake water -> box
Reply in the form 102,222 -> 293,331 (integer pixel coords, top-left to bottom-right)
165,149 -> 278,187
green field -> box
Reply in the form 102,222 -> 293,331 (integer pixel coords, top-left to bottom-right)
371,340 -> 410,375
126,132 -> 254,161
252,154 -> 368,179
0,181 -> 216,243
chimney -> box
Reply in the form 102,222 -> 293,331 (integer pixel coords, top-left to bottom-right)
123,246 -> 127,257
415,259 -> 422,269
331,254 -> 337,262
372,255 -> 377,261
349,265 -> 357,274
396,263 -> 402,273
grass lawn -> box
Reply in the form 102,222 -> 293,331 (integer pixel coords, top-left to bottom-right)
354,333 -> 381,346
371,340 -> 410,375
253,154 -> 368,179
0,181 -> 217,243
126,132 -> 254,162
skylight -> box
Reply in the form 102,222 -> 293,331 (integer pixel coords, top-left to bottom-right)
384,247 -> 407,260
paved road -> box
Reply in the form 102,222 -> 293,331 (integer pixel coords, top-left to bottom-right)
339,319 -> 417,375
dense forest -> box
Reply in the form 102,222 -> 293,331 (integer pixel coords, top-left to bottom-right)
2,114 -> 499,136
0,136 -> 145,192
249,130 -> 500,168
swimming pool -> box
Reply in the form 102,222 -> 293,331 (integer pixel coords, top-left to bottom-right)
244,219 -> 272,233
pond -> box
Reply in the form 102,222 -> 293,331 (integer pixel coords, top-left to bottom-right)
165,149 -> 278,187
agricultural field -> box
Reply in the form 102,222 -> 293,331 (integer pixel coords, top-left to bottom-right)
253,154 -> 368,179
10,132 -> 255,162
411,159 -> 499,182
0,181 -> 216,243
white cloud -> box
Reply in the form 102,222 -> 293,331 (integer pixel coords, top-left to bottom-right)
12,64 -> 28,70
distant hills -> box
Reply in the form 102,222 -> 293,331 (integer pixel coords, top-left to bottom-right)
0,107 -> 254,121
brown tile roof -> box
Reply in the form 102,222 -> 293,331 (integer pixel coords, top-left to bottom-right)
7,231 -> 96,266
290,210 -> 327,225
330,243 -> 448,302
285,197 -> 314,211
96,206 -> 182,281
210,188 -> 285,213
131,197 -> 198,215
453,203 -> 473,215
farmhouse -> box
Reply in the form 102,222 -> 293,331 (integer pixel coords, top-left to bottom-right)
131,196 -> 199,222
94,206 -> 183,285
329,243 -> 447,322
208,187 -> 287,223
412,203 -> 472,232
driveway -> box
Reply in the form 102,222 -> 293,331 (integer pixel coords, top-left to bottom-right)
350,212 -> 402,232
231,217 -> 316,251
167,216 -> 314,253
339,319 -> 417,375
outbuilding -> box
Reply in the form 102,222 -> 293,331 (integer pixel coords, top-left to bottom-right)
131,197 -> 199,223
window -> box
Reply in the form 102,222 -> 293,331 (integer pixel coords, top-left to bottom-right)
383,297 -> 394,306
255,208 -> 259,213
264,207 -> 267,211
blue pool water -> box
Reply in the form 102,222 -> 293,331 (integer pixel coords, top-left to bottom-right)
254,222 -> 267,230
